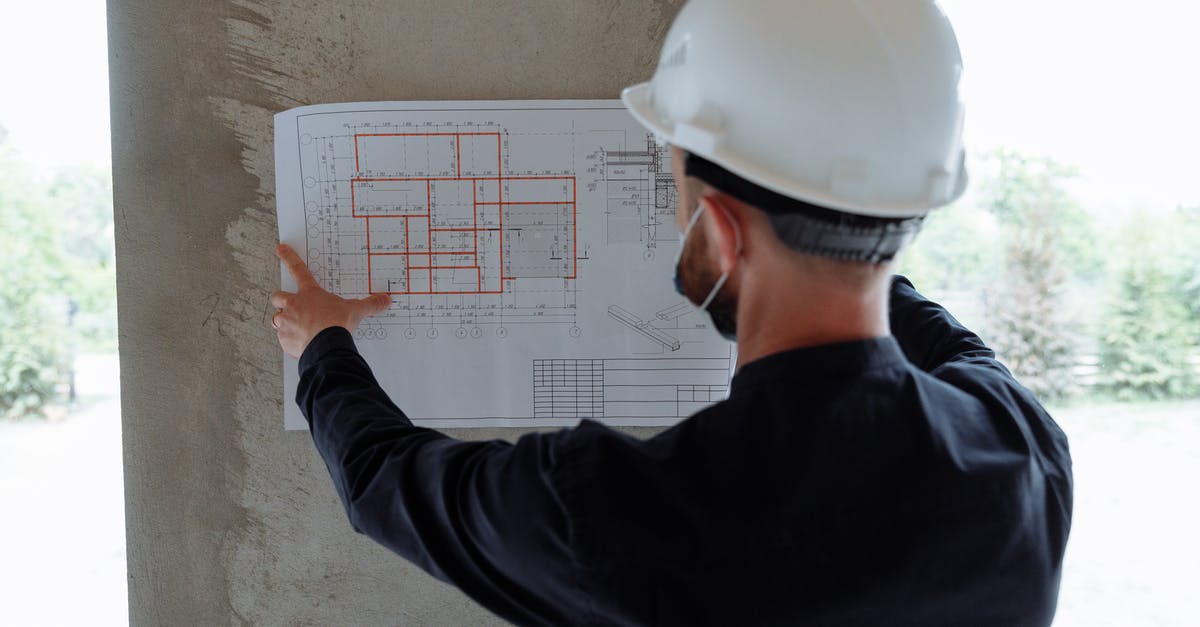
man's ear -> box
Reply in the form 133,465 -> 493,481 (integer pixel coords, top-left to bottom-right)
698,195 -> 743,274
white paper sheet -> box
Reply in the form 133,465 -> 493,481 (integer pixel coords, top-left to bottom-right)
275,100 -> 734,429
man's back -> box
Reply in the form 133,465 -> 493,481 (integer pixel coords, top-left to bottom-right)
297,277 -> 1072,626
268,2 -> 1069,622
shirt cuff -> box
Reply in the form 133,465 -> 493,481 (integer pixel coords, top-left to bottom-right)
298,326 -> 358,373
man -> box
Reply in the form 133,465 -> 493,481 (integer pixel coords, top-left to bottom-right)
270,0 -> 1072,625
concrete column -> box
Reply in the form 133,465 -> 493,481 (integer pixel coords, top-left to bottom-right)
108,1 -> 678,622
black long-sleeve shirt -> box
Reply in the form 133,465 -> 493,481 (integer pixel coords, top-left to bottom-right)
297,276 -> 1073,626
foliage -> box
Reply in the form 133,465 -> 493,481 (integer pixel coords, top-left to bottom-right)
898,201 -> 1003,292
892,149 -> 1200,405
977,150 -> 1081,402
0,132 -> 68,419
976,150 -> 1102,280
1098,214 -> 1199,401
0,126 -> 117,419
48,164 -> 118,352
1172,207 -> 1200,330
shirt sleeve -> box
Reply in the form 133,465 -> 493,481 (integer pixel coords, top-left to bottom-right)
888,278 -> 1074,580
296,327 -> 585,626
888,275 -> 1007,376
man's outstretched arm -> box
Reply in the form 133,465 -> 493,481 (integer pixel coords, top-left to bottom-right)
272,245 -> 585,626
888,275 -> 1003,375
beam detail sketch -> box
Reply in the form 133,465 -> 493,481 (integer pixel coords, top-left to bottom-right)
275,100 -> 735,429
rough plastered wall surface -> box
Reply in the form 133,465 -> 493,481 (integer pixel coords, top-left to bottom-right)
108,0 -> 680,624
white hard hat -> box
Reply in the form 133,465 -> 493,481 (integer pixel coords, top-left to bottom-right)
622,0 -> 968,219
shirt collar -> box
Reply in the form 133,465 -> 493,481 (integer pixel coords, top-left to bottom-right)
730,336 -> 907,394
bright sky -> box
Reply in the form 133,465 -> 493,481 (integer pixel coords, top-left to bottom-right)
939,0 -> 1200,213
0,1 -> 1197,212
0,0 -> 110,169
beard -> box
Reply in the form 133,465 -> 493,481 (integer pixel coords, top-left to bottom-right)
677,223 -> 739,340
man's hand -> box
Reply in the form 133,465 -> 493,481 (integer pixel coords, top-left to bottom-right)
271,244 -> 391,358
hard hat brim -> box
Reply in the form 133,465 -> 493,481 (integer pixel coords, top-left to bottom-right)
621,83 -> 967,218
620,83 -> 674,143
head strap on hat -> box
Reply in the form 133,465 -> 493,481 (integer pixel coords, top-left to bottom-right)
684,153 -> 923,263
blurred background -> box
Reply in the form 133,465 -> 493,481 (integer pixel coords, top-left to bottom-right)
0,0 -> 125,624
0,1 -> 1196,625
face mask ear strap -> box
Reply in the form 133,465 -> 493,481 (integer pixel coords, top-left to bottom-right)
692,198 -> 742,313
697,271 -> 729,311
682,202 -> 707,236
704,198 -> 744,259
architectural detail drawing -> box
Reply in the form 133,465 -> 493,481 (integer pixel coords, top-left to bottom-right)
276,101 -> 733,430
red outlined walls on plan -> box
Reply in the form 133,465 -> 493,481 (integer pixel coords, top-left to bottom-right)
276,102 -> 735,430
351,132 -> 577,296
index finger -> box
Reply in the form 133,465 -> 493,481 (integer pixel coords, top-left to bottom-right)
276,244 -> 318,289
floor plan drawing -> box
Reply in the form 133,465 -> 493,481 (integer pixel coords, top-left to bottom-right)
351,131 -> 576,296
276,101 -> 734,429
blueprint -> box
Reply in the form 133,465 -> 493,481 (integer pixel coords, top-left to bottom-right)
275,101 -> 734,429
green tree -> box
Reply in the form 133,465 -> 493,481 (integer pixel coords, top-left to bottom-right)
48,163 -> 117,352
1171,207 -> 1200,333
898,202 -> 1003,292
978,150 -> 1101,279
978,150 -> 1083,402
1100,215 -> 1197,400
1099,210 -> 1200,396
0,129 -> 69,418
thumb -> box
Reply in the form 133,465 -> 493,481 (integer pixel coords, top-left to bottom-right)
356,293 -> 391,316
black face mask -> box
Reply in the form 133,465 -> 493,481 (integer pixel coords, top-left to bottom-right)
672,204 -> 738,342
